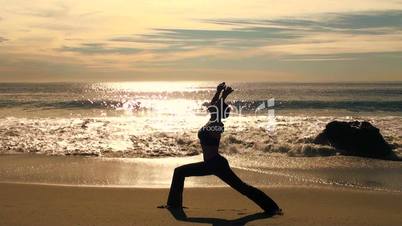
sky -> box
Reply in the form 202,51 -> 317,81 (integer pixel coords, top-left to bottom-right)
0,0 -> 402,82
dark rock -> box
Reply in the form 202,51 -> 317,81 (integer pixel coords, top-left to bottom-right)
313,121 -> 396,160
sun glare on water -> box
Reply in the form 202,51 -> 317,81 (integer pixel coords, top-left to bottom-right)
87,81 -> 214,132
93,81 -> 213,93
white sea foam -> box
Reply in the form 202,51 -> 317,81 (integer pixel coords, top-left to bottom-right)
1,115 -> 400,158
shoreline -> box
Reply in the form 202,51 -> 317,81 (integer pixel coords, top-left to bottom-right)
1,154 -> 402,192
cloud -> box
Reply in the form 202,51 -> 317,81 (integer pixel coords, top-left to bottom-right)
282,57 -> 357,62
281,51 -> 402,62
108,10 -> 402,58
34,23 -> 87,31
58,43 -> 142,55
9,3 -> 70,18
104,9 -> 402,74
16,6 -> 101,19
325,10 -> 402,30
7,3 -> 100,32
109,26 -> 303,56
206,10 -> 402,34
0,37 -> 8,42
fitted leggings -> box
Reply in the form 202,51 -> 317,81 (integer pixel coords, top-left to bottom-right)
167,155 -> 279,212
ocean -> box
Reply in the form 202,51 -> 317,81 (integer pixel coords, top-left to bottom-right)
0,82 -> 401,191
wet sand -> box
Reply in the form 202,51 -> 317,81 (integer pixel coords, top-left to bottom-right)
1,183 -> 401,226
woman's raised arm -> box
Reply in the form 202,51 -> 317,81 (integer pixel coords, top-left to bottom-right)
210,82 -> 226,105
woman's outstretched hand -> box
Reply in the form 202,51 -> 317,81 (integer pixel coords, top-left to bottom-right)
217,82 -> 226,92
222,86 -> 234,98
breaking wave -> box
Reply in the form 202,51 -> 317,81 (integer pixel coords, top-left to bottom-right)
1,116 -> 400,158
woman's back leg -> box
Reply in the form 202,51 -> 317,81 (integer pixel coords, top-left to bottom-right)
214,165 -> 280,213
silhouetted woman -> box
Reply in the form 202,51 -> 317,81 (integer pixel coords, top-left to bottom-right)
166,82 -> 281,214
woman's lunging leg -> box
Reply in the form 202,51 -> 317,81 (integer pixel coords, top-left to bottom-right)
167,161 -> 212,207
215,166 -> 280,212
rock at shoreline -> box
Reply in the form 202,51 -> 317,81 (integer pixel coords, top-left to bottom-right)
313,121 -> 396,160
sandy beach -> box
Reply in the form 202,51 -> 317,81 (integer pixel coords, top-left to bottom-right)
0,183 -> 401,226
1,155 -> 402,225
